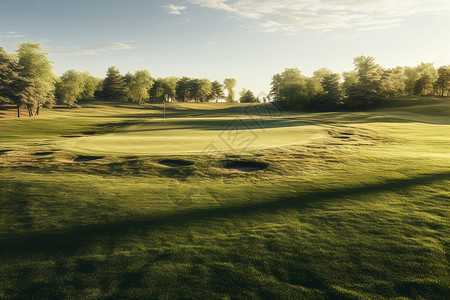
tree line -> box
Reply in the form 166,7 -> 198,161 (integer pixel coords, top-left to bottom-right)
270,56 -> 450,111
0,43 -> 240,117
2,43 -> 449,117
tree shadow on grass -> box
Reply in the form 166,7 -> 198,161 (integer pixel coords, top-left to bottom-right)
1,171 -> 450,259
115,118 -> 311,134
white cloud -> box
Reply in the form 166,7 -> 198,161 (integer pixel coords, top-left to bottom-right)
0,31 -> 24,38
186,0 -> 450,32
51,43 -> 135,56
166,4 -> 187,15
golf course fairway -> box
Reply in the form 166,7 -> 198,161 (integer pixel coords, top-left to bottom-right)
0,99 -> 449,299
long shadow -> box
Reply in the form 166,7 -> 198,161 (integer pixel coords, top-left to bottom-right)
116,118 -> 311,134
1,171 -> 449,258
86,103 -> 280,119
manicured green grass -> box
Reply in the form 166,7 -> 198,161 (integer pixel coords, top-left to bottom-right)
0,98 -> 449,299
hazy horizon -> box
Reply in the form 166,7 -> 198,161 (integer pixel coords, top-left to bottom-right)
1,0 -> 449,94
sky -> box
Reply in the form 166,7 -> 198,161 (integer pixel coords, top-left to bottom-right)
1,0 -> 449,95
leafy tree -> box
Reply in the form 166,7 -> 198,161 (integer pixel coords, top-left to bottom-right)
17,42 -> 56,115
379,67 -> 406,97
270,68 -> 308,110
127,70 -> 153,105
103,66 -> 127,101
195,79 -> 213,102
223,78 -> 237,103
0,47 -> 32,117
80,72 -> 102,100
409,63 -> 437,95
342,71 -> 357,97
176,77 -> 192,102
150,79 -> 166,102
93,79 -> 104,99
434,66 -> 450,96
239,89 -> 257,103
413,74 -> 432,96
161,77 -> 179,102
345,56 -> 385,108
309,73 -> 342,111
150,77 -> 179,103
55,70 -> 85,107
404,67 -> 420,95
211,80 -> 225,102
306,68 -> 333,97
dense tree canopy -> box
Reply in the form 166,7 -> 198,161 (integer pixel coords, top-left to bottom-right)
270,68 -> 308,110
239,89 -> 257,103
103,66 -> 127,102
55,70 -> 85,107
211,81 -> 225,102
270,56 -> 449,111
0,47 -> 32,117
127,70 -> 153,105
80,72 -> 102,100
17,42 -> 56,115
434,66 -> 450,96
308,73 -> 342,111
223,78 -> 237,103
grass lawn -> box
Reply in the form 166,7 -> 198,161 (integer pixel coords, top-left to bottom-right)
0,97 -> 449,299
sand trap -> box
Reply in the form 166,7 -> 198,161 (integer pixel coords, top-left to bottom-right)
224,161 -> 268,172
159,159 -> 194,167
74,155 -> 104,162
32,152 -> 53,156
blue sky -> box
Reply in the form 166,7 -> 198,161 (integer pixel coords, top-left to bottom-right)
1,0 -> 449,95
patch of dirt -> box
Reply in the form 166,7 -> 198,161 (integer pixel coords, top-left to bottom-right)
224,161 -> 269,172
73,155 -> 104,162
159,159 -> 194,167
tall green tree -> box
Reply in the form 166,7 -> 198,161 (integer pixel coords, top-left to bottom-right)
17,42 -> 56,115
309,73 -> 342,111
150,77 -> 179,102
434,66 -> 450,96
379,67 -> 406,97
80,72 -> 102,100
0,47 -> 32,117
404,67 -> 420,95
150,79 -> 166,102
127,70 -> 153,105
342,71 -> 357,97
195,79 -> 213,102
306,68 -> 333,97
175,77 -> 192,102
409,63 -> 437,96
211,80 -> 225,102
345,56 -> 385,108
55,70 -> 85,107
413,74 -> 432,96
223,78 -> 237,103
103,66 -> 127,101
161,77 -> 179,102
270,68 -> 308,110
239,89 -> 257,103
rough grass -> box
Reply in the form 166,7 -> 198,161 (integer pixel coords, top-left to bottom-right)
0,98 -> 449,299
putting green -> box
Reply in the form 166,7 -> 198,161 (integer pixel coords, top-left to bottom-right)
61,117 -> 325,154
